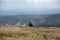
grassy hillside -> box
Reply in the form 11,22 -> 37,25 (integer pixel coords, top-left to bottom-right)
0,25 -> 60,40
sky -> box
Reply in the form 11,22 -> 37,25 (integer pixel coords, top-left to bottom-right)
0,0 -> 60,15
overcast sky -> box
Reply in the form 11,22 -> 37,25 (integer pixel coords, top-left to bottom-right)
0,0 -> 60,15
0,0 -> 60,9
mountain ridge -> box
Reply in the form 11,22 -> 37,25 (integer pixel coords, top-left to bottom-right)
0,13 -> 60,27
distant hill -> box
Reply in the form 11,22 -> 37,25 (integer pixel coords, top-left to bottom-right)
44,13 -> 60,27
0,13 -> 60,27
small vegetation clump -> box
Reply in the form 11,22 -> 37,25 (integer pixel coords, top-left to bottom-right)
28,22 -> 33,27
41,33 -> 47,40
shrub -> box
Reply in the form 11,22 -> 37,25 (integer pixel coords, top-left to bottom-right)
28,22 -> 33,27
41,33 -> 47,40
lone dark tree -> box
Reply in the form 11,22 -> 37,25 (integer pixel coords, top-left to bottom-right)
28,22 -> 33,27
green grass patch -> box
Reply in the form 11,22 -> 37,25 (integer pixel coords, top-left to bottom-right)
0,32 -> 28,37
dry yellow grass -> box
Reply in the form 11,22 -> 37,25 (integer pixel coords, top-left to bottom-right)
0,25 -> 60,40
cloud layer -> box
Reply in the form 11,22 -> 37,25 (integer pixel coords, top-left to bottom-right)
0,0 -> 60,10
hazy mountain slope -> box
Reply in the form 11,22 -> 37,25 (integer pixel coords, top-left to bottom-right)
44,13 -> 60,26
0,13 -> 60,26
